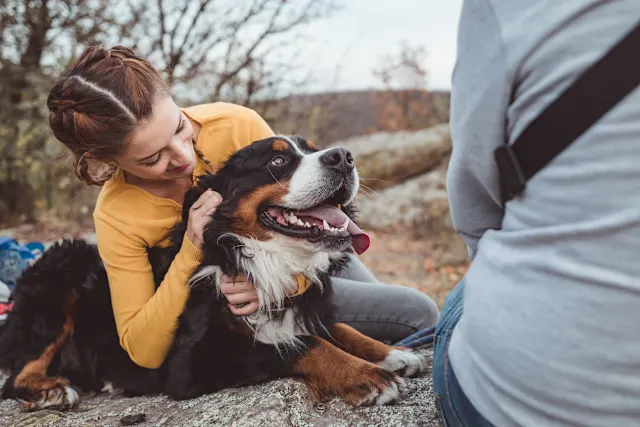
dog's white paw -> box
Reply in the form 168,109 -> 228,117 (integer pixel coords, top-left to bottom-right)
100,381 -> 121,395
378,349 -> 427,378
355,374 -> 405,406
374,377 -> 405,405
20,385 -> 79,411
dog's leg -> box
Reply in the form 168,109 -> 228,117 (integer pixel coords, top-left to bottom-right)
292,336 -> 405,406
8,298 -> 79,411
329,323 -> 427,378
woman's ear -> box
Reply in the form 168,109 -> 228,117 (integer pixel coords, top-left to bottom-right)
85,152 -> 117,167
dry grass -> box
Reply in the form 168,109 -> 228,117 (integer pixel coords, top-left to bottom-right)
359,229 -> 468,308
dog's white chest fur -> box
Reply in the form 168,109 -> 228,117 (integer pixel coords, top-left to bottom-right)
245,308 -> 309,346
189,235 -> 341,347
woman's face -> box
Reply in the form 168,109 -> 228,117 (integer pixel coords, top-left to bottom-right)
115,96 -> 197,182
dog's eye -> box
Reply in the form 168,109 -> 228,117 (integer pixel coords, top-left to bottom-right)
270,156 -> 286,166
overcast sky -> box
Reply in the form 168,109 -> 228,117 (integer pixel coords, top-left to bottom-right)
302,0 -> 463,92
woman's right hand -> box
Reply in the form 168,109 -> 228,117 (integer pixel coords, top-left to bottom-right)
187,189 -> 222,249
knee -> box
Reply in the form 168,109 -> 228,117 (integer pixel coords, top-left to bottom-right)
402,287 -> 440,331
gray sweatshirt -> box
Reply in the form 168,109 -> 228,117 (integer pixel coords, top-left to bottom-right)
446,1 -> 640,426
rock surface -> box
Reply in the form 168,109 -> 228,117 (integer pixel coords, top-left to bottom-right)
356,166 -> 450,234
0,349 -> 442,427
331,124 -> 451,190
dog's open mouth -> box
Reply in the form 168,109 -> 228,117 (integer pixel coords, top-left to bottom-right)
259,190 -> 370,254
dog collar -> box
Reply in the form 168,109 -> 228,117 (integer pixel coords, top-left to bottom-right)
292,273 -> 312,297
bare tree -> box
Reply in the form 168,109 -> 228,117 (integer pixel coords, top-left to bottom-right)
0,0 -> 341,224
372,41 -> 430,132
0,0 -> 116,224
115,0 -> 338,107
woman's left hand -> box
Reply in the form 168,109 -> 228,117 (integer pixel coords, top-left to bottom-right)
220,273 -> 260,316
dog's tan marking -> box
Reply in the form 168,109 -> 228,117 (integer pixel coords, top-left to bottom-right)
330,323 -> 394,363
329,323 -> 426,377
234,182 -> 289,240
331,323 -> 428,377
293,337 -> 403,406
272,139 -> 290,152
305,140 -> 318,151
14,293 -> 79,411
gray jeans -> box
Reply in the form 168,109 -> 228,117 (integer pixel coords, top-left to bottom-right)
332,254 -> 440,344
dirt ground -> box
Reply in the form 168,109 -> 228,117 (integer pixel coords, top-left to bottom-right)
358,230 -> 467,308
3,217 -> 467,308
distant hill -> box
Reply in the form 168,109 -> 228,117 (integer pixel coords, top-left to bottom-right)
258,89 -> 450,145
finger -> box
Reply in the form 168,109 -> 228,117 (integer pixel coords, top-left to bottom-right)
219,280 -> 253,295
220,273 -> 247,284
229,301 -> 259,316
225,292 -> 259,305
190,189 -> 213,211
193,193 -> 222,217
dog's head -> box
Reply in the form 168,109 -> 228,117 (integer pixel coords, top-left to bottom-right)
184,135 -> 369,256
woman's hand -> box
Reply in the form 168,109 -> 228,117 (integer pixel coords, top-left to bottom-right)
187,189 -> 222,249
220,274 -> 303,316
220,273 -> 260,315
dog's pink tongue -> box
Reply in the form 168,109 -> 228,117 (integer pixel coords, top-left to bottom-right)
295,205 -> 371,255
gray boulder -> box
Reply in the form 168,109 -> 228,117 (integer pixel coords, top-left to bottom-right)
0,349 -> 442,427
331,124 -> 451,191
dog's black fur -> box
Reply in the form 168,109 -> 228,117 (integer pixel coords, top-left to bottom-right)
0,136 -> 355,402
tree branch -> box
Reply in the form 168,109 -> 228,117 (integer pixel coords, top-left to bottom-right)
168,2 -> 190,52
156,0 -> 167,57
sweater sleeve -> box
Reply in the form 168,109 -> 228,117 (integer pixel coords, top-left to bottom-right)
445,0 -> 512,258
95,214 -> 203,369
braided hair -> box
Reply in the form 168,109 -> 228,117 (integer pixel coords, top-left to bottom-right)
47,45 -> 176,185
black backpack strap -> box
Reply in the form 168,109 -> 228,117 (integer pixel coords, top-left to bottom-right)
495,19 -> 640,204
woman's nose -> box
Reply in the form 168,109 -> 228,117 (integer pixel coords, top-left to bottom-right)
169,138 -> 190,165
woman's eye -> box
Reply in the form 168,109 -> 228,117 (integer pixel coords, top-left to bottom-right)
177,119 -> 187,133
270,156 -> 285,166
144,152 -> 163,167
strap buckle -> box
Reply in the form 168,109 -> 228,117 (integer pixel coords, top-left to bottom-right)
494,144 -> 526,204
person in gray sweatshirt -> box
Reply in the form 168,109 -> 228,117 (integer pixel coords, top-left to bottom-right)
432,1 -> 640,426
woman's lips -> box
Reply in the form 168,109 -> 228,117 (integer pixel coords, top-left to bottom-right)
169,164 -> 188,173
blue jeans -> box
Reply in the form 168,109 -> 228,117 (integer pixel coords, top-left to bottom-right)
432,279 -> 494,427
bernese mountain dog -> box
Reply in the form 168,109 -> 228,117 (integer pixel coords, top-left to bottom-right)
0,135 -> 426,412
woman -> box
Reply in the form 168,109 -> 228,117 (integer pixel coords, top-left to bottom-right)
47,45 -> 440,370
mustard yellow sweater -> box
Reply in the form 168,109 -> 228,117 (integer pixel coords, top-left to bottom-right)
93,102 -> 275,369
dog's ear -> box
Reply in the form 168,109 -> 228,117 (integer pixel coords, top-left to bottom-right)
182,173 -> 226,221
182,181 -> 207,221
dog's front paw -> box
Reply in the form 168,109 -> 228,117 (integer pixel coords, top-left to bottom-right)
377,348 -> 427,378
18,384 -> 79,412
338,365 -> 405,407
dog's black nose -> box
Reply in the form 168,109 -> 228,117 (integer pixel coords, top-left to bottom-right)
320,148 -> 354,173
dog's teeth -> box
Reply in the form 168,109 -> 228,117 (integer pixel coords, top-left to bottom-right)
322,220 -> 329,230
339,219 -> 350,232
289,213 -> 298,224
304,222 -> 311,228
297,219 -> 304,227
